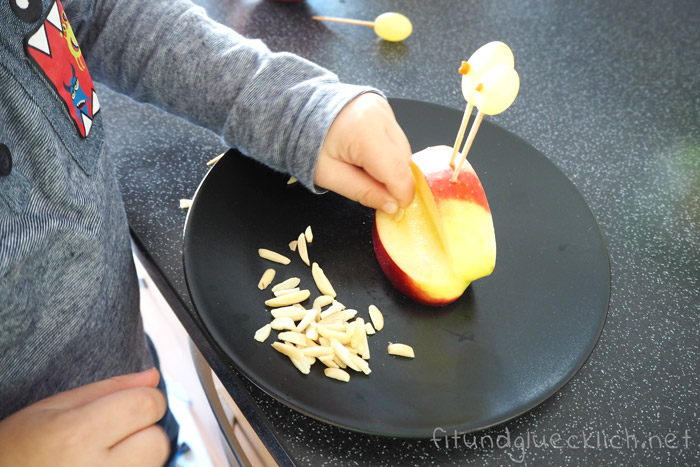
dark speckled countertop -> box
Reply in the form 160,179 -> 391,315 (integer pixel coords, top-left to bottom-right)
102,0 -> 700,465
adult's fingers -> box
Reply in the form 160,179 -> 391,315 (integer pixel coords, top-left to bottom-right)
76,386 -> 167,448
108,424 -> 171,467
40,368 -> 161,411
315,155 -> 398,213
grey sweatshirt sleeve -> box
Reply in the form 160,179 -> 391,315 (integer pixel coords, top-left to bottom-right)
64,0 -> 376,190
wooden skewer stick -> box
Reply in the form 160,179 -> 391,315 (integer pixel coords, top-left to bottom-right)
451,110 -> 484,181
312,16 -> 375,28
449,102 -> 474,167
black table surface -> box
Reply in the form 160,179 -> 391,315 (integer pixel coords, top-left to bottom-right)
102,0 -> 700,465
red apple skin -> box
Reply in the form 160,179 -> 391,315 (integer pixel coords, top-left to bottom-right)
421,165 -> 490,212
372,223 -> 457,306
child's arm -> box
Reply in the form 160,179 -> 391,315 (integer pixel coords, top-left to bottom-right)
66,0 -> 413,209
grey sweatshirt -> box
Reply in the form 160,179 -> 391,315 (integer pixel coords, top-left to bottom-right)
0,0 -> 373,419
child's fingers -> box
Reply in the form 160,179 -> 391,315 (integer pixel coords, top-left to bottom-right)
314,155 -> 400,213
315,92 -> 414,210
356,123 -> 413,207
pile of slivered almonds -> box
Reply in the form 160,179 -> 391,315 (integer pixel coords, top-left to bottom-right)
255,226 -> 415,383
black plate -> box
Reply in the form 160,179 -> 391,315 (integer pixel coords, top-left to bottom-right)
183,98 -> 610,438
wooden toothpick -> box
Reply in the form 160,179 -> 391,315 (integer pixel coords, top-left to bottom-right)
449,102 -> 474,167
451,110 -> 484,181
312,16 -> 375,28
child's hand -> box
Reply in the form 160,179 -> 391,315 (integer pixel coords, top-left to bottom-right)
315,93 -> 414,214
0,369 -> 170,467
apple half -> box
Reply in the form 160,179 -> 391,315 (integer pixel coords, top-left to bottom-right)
373,145 -> 496,305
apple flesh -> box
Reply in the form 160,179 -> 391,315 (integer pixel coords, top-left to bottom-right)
373,145 -> 496,305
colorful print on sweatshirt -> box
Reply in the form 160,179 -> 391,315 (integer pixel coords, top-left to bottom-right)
23,0 -> 100,138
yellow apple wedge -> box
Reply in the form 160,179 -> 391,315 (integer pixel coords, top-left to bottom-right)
373,145 -> 496,305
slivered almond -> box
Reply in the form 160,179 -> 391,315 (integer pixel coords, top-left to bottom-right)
330,339 -> 360,372
278,331 -> 307,346
315,326 -> 351,345
305,326 -> 319,340
304,226 -> 313,243
346,321 -> 360,347
270,317 -> 296,331
287,176 -> 298,185
289,240 -> 298,251
364,322 -> 376,335
300,354 -> 316,366
304,336 -> 318,347
290,358 -> 311,374
333,355 -> 347,369
258,248 -> 291,265
311,262 -> 336,297
272,277 -> 301,292
302,346 -> 334,358
318,315 -> 346,326
254,324 -> 271,342
349,353 -> 371,375
271,341 -> 304,361
257,268 -> 276,290
359,333 -> 370,360
319,301 -> 345,318
387,343 -> 415,358
264,289 -> 310,307
320,309 -> 356,325
318,355 -> 339,369
312,295 -> 334,310
271,306 -> 307,321
324,367 -> 350,382
339,309 -> 358,321
368,304 -> 384,331
206,152 -> 225,166
297,232 -> 310,266
350,318 -> 365,349
273,287 -> 300,297
315,323 -> 348,332
296,309 -> 318,333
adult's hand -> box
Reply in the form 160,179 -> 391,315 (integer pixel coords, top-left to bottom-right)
0,368 -> 170,467
315,93 -> 414,214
